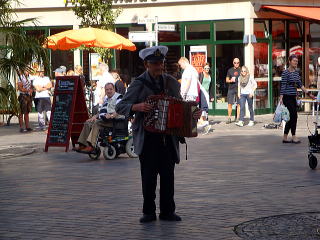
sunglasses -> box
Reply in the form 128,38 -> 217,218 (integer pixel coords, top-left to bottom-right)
233,62 -> 240,64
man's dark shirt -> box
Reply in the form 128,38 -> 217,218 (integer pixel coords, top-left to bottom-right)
226,67 -> 241,91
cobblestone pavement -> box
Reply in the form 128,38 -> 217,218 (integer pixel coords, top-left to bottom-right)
1,113 -> 320,239
234,212 -> 320,240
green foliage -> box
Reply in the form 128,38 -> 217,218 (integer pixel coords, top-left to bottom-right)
0,0 -> 49,117
67,0 -> 122,62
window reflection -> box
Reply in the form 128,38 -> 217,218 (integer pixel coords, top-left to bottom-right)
254,43 -> 269,109
186,24 -> 210,40
158,24 -> 180,42
309,23 -> 320,89
272,21 -> 285,39
215,20 -> 244,40
254,21 -> 269,38
49,28 -> 74,76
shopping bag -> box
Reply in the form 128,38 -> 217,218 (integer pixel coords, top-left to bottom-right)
273,103 -> 283,123
281,106 -> 290,122
273,103 -> 290,123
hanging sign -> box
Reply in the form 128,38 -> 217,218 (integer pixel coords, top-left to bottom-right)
157,24 -> 176,32
189,45 -> 207,73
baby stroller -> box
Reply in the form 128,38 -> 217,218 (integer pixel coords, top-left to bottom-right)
308,95 -> 320,170
88,118 -> 138,160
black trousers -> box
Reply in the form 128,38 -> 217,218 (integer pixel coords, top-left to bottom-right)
283,95 -> 298,135
139,132 -> 176,215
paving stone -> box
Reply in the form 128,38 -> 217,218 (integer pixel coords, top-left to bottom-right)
1,113 -> 320,239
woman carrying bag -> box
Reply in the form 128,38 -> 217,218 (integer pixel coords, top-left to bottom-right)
280,55 -> 313,143
235,66 -> 257,127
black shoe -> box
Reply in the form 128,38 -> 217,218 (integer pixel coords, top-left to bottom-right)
139,214 -> 156,223
226,118 -> 232,124
26,128 -> 33,132
159,213 -> 181,221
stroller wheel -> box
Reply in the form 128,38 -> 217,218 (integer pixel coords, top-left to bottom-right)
103,145 -> 117,160
89,147 -> 101,160
308,153 -> 318,170
126,138 -> 138,158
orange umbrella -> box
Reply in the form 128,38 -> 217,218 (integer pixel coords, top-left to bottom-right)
44,27 -> 136,51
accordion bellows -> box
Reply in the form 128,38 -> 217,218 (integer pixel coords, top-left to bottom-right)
143,95 -> 198,137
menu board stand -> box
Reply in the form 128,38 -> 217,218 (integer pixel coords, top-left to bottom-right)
45,76 -> 89,152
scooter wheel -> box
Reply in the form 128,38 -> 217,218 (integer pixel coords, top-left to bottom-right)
89,147 -> 101,160
308,153 -> 318,170
103,145 -> 117,160
126,138 -> 138,158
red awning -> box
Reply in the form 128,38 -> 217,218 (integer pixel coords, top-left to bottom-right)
262,6 -> 320,22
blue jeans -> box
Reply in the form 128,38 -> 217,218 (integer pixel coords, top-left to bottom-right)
239,94 -> 254,121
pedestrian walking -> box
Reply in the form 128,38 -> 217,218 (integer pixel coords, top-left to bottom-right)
178,57 -> 199,101
226,58 -> 241,124
280,55 -> 312,143
199,62 -> 212,100
116,46 -> 201,223
235,66 -> 257,127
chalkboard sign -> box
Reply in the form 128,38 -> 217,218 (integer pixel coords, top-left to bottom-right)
48,94 -> 73,144
45,76 -> 89,152
57,79 -> 75,91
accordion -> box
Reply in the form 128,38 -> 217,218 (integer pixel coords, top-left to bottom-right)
143,95 -> 198,137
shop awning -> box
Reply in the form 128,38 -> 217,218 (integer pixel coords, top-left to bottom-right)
262,6 -> 320,22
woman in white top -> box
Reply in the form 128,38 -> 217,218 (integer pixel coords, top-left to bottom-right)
236,66 -> 257,127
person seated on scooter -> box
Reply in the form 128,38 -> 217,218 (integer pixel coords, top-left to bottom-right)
73,82 -> 124,153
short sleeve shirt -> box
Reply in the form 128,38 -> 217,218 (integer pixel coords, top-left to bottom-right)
181,64 -> 199,98
227,67 -> 241,91
33,76 -> 51,98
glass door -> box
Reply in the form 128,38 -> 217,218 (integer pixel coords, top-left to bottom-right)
254,42 -> 270,109
184,44 -> 214,108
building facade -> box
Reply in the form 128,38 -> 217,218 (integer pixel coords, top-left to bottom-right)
13,0 -> 320,114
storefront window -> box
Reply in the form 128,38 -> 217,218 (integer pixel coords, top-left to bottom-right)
215,20 -> 244,41
26,29 -> 46,73
254,20 -> 269,38
272,21 -> 285,40
215,44 -> 243,109
49,28 -> 74,74
309,23 -> 320,89
164,45 -> 181,77
254,43 -> 269,109
185,23 -> 210,40
289,22 -> 303,78
272,41 -> 285,107
115,26 -> 145,82
185,45 -> 214,105
289,22 -> 302,39
158,24 -> 180,42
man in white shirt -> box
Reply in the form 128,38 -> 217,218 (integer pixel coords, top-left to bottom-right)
178,57 -> 199,101
92,63 -> 115,115
33,70 -> 52,130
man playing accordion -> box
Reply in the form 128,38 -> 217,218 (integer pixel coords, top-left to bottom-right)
116,46 -> 201,223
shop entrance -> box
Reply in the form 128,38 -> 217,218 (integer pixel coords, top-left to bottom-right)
215,44 -> 244,110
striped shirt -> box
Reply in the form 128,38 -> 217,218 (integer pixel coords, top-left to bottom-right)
18,75 -> 32,95
280,69 -> 302,96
